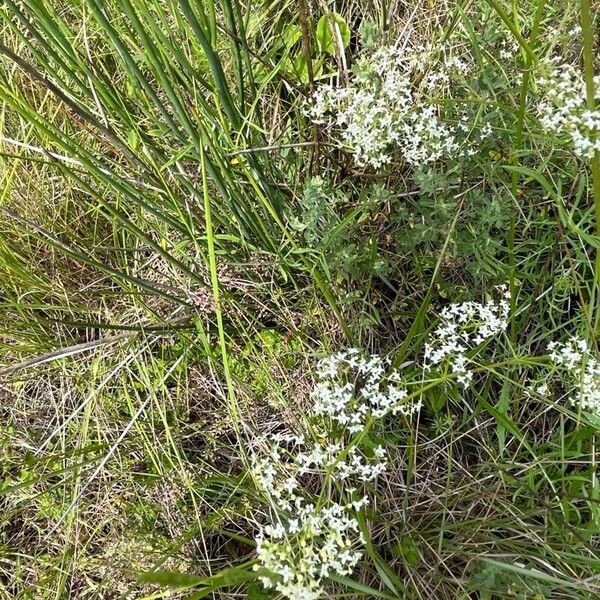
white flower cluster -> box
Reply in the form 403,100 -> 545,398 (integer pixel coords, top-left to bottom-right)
313,348 -> 421,433
255,501 -> 362,600
548,336 -> 600,415
251,351 -> 421,599
498,37 -> 519,61
537,63 -> 600,159
250,433 -> 371,599
310,45 -> 469,168
424,286 -> 510,387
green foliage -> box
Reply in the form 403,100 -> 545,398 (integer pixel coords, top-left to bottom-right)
290,176 -> 343,246
316,13 -> 351,56
292,177 -> 392,286
358,19 -> 381,49
230,329 -> 301,398
393,167 -> 511,278
469,561 -> 554,599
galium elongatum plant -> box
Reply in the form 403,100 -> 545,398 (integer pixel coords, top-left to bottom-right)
250,285 -> 600,598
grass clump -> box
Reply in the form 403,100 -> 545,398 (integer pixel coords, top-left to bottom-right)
1,1 -> 600,599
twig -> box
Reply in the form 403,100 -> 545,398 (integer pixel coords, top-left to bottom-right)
0,136 -> 165,193
225,140 -> 334,158
0,333 -> 134,376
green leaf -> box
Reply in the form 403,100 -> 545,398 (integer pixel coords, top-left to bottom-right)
503,164 -> 600,249
316,13 -> 350,56
290,54 -> 308,82
328,574 -> 399,599
358,19 -> 380,49
135,570 -> 208,588
282,24 -> 302,49
496,381 -> 511,456
247,582 -> 273,599
478,558 -> 581,590
136,564 -> 259,595
394,536 -> 420,566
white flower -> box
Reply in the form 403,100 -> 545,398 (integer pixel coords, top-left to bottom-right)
548,336 -> 600,415
250,349 -> 421,598
312,349 -> 419,431
569,24 -> 582,37
424,285 -> 510,387
255,501 -> 362,599
309,44 -> 472,168
374,445 -> 387,458
497,38 -> 519,61
537,63 -> 600,160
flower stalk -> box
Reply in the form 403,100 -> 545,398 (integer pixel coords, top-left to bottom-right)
579,0 -> 600,332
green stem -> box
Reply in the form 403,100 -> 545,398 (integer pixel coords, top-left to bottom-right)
199,142 -> 240,439
580,0 -> 600,332
509,0 -> 546,344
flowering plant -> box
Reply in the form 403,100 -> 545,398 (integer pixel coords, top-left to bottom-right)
309,44 -> 478,168
424,286 -> 511,386
537,62 -> 600,160
250,349 -> 420,599
548,336 -> 600,415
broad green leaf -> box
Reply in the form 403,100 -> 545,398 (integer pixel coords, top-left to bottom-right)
282,24 -> 302,49
137,564 -> 259,593
316,13 -> 350,56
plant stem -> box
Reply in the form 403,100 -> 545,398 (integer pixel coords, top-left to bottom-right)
298,0 -> 320,172
579,0 -> 600,332
509,0 -> 546,343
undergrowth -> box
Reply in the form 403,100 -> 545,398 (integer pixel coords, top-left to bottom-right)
1,0 -> 600,599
